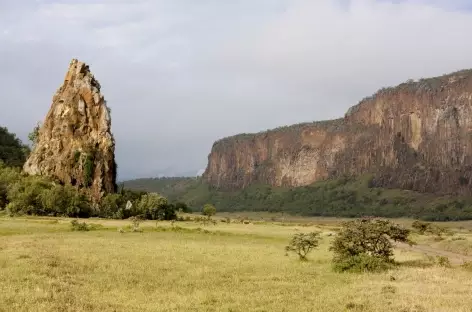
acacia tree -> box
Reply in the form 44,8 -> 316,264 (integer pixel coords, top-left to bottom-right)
202,203 -> 216,224
285,232 -> 321,261
330,218 -> 413,272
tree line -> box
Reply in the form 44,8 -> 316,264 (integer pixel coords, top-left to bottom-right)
0,126 -> 191,220
124,176 -> 472,221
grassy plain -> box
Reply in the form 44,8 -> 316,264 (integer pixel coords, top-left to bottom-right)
0,215 -> 472,312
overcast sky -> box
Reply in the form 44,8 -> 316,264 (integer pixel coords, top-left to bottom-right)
1,0 -> 472,180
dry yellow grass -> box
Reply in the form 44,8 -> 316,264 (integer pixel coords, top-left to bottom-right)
0,216 -> 471,312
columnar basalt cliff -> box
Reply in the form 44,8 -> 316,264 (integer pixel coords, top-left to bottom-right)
204,69 -> 472,195
24,59 -> 117,201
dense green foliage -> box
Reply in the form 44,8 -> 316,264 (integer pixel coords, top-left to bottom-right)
202,203 -> 216,218
83,153 -> 95,187
136,193 -> 177,220
2,165 -> 93,218
331,253 -> 391,273
0,126 -> 30,167
330,218 -> 412,273
0,162 -> 178,220
123,176 -> 472,221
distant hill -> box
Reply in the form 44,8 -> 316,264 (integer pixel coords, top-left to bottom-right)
0,126 -> 29,167
122,176 -> 200,201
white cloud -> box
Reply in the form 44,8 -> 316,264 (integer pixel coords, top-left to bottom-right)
1,0 -> 472,179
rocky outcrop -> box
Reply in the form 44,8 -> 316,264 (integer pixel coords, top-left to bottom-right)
204,69 -> 472,195
24,59 -> 117,201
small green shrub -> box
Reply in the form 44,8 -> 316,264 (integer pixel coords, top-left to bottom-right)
285,232 -> 321,261
331,218 -> 412,273
430,225 -> 449,237
412,220 -> 431,234
70,219 -> 90,231
381,285 -> 397,294
345,302 -> 366,311
412,220 -> 451,238
202,203 -> 216,218
198,205 -> 218,225
436,256 -> 451,268
461,261 -> 472,272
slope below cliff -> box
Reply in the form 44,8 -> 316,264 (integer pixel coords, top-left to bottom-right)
204,69 -> 472,195
121,174 -> 472,221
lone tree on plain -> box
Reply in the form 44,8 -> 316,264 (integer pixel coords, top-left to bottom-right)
285,232 -> 321,261
330,218 -> 413,272
202,203 -> 216,217
202,203 -> 216,224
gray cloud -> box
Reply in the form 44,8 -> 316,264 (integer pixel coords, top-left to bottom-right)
1,0 -> 472,179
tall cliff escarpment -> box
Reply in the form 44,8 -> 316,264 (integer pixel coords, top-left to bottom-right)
204,69 -> 472,195
24,59 -> 117,201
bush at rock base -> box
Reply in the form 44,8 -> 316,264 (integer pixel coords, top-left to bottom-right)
0,162 -> 178,220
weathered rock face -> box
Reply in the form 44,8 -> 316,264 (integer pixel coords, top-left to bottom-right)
24,59 -> 117,200
204,69 -> 472,195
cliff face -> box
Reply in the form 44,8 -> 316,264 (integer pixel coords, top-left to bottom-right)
24,59 -> 117,201
204,69 -> 472,195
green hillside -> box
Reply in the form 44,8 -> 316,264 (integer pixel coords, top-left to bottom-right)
122,177 -> 200,199
122,175 -> 472,221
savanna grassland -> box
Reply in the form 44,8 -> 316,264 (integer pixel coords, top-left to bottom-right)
1,214 -> 472,312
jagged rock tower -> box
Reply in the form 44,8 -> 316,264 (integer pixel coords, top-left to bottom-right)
24,59 -> 117,201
